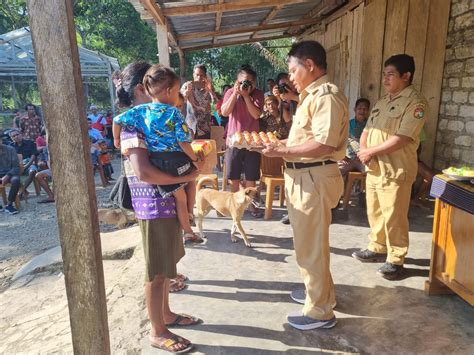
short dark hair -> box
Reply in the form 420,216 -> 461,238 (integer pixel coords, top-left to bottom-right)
276,72 -> 289,84
355,98 -> 370,108
237,64 -> 256,79
287,41 -> 327,71
384,54 -> 415,84
267,78 -> 275,83
193,64 -> 207,74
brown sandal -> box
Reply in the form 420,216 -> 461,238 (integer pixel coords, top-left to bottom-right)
166,313 -> 201,327
149,334 -> 193,353
169,278 -> 186,293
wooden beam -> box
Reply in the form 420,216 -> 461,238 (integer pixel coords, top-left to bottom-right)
26,0 -> 110,353
250,5 -> 283,39
182,34 -> 291,51
162,0 -> 310,16
177,47 -> 186,81
140,0 -> 180,50
214,0 -> 224,44
178,17 -> 323,41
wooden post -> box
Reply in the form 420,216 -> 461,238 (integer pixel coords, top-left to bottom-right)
107,63 -> 116,116
27,1 -> 110,353
156,23 -> 170,66
177,48 -> 186,82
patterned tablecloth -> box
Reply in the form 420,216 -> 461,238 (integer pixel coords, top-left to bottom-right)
430,174 -> 474,215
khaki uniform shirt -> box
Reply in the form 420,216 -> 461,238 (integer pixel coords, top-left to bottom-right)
285,75 -> 349,163
364,85 -> 427,182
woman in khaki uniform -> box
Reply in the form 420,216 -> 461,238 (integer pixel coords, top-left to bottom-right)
263,41 -> 348,330
352,54 -> 427,280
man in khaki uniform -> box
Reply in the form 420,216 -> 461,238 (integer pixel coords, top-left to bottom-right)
353,54 -> 427,280
263,41 -> 348,330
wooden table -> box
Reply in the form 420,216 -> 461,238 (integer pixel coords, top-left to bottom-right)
425,175 -> 474,306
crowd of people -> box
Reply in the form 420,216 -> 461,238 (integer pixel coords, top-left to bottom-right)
0,103 -> 116,214
1,39 -> 434,353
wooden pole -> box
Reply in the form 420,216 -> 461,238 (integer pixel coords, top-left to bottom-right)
107,63 -> 116,116
27,1 -> 110,353
177,48 -> 186,82
156,23 -> 170,66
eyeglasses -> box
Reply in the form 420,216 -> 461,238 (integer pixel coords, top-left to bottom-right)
10,134 -> 19,138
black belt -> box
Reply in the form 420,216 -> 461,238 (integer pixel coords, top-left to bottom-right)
284,160 -> 336,169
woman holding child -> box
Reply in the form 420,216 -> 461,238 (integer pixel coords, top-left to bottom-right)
114,61 -> 201,353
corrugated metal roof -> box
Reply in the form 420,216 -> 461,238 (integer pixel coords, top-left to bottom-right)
130,0 -> 346,51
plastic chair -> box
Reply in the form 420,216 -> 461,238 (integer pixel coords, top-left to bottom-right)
342,171 -> 366,210
260,156 -> 285,220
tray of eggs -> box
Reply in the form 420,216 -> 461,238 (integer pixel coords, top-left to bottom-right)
229,131 -> 280,150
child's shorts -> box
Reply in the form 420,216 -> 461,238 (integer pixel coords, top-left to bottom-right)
149,151 -> 196,198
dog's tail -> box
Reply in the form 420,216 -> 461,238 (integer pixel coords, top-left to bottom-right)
196,176 -> 218,191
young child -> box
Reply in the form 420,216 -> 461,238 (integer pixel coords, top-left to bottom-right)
98,140 -> 114,180
113,64 -> 200,243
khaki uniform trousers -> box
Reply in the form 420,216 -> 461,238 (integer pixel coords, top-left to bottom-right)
366,173 -> 414,265
285,163 -> 343,320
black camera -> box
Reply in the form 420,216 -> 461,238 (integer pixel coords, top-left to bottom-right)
277,84 -> 288,94
240,80 -> 251,91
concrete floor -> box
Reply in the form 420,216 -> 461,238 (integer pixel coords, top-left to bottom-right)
1,197 -> 473,354
139,204 -> 474,354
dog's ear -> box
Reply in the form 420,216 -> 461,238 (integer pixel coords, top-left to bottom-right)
245,187 -> 257,196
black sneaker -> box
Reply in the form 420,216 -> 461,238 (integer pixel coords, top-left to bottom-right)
281,214 -> 290,225
4,204 -> 18,215
0,204 -> 3,212
352,249 -> 386,262
377,262 -> 404,280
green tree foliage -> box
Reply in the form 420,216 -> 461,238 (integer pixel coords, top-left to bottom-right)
73,0 -> 157,67
0,0 -> 28,34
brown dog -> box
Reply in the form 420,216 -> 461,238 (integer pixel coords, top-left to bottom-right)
196,187 -> 260,247
97,208 -> 136,229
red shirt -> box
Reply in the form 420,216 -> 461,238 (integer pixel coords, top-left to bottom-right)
223,88 -> 264,140
91,121 -> 104,131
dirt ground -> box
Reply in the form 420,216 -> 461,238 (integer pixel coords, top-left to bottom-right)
0,159 -> 120,293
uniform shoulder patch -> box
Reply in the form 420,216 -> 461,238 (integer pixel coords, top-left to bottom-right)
413,104 -> 425,119
316,83 -> 332,97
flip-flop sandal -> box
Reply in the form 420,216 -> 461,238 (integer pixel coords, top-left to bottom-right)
149,334 -> 193,353
169,279 -> 186,293
183,233 -> 204,245
175,273 -> 188,282
166,313 -> 202,327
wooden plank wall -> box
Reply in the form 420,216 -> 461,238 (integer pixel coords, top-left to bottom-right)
303,2 -> 365,110
301,0 -> 450,167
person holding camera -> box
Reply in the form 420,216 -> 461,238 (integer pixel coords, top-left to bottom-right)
221,65 -> 264,217
181,64 -> 218,139
273,73 -> 299,125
